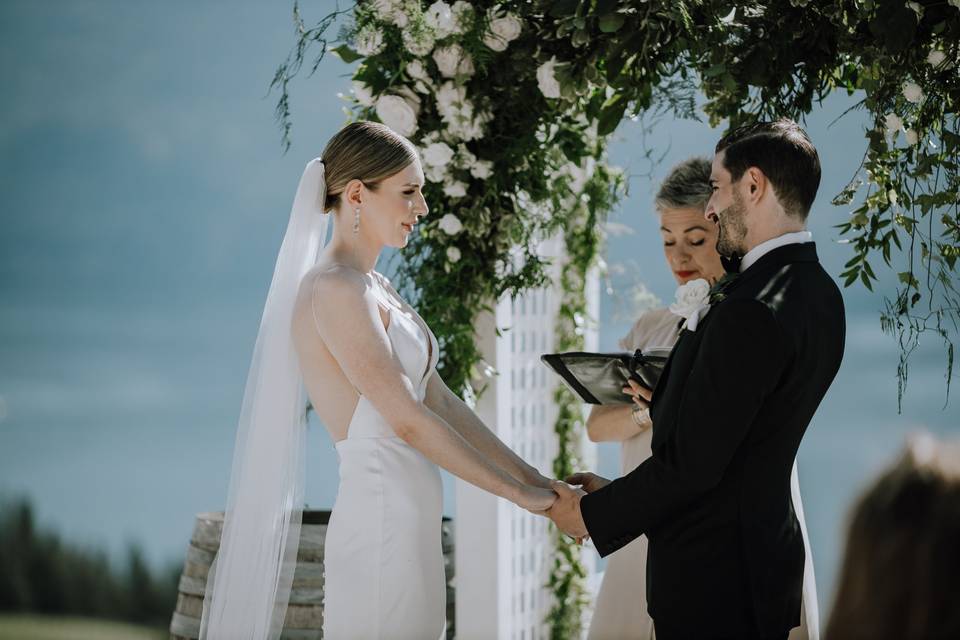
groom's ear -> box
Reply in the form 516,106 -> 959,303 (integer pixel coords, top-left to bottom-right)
743,166 -> 768,205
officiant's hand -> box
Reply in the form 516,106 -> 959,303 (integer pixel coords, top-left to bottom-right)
547,481 -> 588,541
623,379 -> 653,409
565,471 -> 611,494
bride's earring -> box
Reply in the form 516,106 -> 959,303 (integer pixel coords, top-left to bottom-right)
353,207 -> 361,234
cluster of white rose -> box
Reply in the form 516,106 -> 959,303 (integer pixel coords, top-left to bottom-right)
881,44 -> 953,148
348,1 -> 549,265
346,1 -> 592,267
352,1 -> 529,145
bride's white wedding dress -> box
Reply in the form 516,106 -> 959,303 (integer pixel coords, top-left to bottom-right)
296,270 -> 446,639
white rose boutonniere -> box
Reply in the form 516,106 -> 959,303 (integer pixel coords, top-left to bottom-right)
669,278 -> 711,331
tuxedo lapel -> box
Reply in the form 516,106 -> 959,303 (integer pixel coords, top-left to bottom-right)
649,242 -> 820,448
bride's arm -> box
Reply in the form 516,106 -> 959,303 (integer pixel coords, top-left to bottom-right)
306,270 -> 555,511
423,374 -> 552,489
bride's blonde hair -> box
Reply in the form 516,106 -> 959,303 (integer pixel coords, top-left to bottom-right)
321,122 -> 419,212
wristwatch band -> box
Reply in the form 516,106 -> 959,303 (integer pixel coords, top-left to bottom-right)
631,406 -> 650,427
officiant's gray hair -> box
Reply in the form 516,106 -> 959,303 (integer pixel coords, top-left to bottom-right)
654,157 -> 713,213
321,121 -> 420,212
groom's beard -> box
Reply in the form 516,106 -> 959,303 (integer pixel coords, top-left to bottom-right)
715,192 -> 749,258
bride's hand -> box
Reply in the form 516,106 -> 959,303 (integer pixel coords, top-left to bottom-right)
523,469 -> 554,491
515,483 -> 557,514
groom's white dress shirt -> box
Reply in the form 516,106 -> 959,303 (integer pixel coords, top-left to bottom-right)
740,230 -> 814,272
683,230 -> 814,332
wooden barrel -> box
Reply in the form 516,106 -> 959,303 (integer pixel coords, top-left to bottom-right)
170,511 -> 455,639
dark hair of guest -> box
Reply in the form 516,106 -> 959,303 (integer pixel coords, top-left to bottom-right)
715,118 -> 821,221
824,434 -> 960,640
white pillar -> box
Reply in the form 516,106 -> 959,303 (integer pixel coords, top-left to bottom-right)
455,237 -> 598,640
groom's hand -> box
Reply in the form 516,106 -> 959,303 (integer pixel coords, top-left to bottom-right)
546,481 -> 588,540
565,471 -> 611,494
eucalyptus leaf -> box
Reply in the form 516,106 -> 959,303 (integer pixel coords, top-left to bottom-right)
598,13 -> 626,33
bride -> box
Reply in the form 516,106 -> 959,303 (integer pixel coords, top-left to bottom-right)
199,121 -> 556,639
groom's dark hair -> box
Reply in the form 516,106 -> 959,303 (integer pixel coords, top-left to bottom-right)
715,119 -> 821,221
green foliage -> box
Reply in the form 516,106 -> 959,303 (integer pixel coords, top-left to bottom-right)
0,498 -> 179,628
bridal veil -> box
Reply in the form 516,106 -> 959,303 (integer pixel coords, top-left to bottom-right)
199,158 -> 328,639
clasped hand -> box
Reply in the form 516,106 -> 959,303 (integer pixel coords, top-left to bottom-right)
519,471 -> 613,544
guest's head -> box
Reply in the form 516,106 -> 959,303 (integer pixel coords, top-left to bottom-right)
655,157 -> 725,286
321,121 -> 427,249
705,119 -> 821,258
825,433 -> 960,640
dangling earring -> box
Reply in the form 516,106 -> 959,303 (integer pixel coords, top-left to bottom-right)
353,207 -> 361,234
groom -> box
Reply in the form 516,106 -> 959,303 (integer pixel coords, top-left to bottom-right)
547,120 -> 845,639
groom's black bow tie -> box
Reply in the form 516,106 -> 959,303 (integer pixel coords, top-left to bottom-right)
720,253 -> 742,275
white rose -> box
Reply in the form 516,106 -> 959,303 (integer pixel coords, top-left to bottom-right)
422,141 -> 455,167
433,44 -> 474,78
402,23 -> 436,57
884,113 -> 903,135
669,278 -> 711,329
450,1 -> 475,33
483,31 -> 509,52
437,213 -> 464,235
425,163 -> 447,183
927,49 -> 946,67
394,85 -> 422,115
446,246 -> 462,263
536,57 -> 562,99
902,81 -> 924,104
375,95 -> 418,137
490,13 -> 522,42
371,0 -> 408,27
443,180 -> 468,198
951,0 -> 960,8
413,80 -> 432,95
425,1 -> 456,39
370,0 -> 395,19
407,59 -> 430,82
470,160 -> 493,180
352,81 -> 375,106
436,81 -> 467,114
355,25 -> 386,57
904,128 -> 919,146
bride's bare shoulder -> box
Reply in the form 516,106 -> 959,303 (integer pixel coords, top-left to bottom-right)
296,264 -> 375,321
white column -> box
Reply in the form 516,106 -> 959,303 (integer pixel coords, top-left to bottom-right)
455,237 -> 598,640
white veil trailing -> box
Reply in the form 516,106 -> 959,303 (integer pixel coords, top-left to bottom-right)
199,158 -> 329,640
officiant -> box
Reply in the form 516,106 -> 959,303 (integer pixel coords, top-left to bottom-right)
583,157 -> 817,640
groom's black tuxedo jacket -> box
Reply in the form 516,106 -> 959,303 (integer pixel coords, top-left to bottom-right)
581,242 -> 845,639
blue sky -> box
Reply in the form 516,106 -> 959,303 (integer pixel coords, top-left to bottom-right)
1,0 -> 956,620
